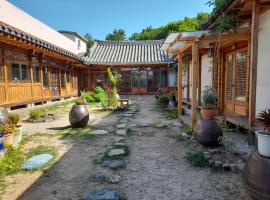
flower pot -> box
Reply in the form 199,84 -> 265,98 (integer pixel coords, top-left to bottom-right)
0,107 -> 9,123
200,108 -> 218,120
69,105 -> 89,128
4,133 -> 14,145
0,133 -> 4,150
256,130 -> 270,158
243,151 -> 270,200
193,118 -> 223,147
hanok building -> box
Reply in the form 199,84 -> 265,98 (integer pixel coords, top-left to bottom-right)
162,0 -> 270,143
82,40 -> 175,95
0,0 -> 86,109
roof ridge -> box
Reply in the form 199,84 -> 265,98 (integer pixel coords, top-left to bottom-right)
95,40 -> 165,45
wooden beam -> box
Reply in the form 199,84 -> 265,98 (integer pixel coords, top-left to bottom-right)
178,53 -> 183,116
248,0 -> 259,145
191,41 -> 199,126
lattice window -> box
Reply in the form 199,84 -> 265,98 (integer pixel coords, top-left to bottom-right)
235,52 -> 247,102
4,48 -> 29,63
226,55 -> 234,100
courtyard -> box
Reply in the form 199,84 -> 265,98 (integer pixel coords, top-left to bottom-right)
1,96 -> 245,200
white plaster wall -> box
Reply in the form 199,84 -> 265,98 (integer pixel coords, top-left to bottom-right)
76,37 -> 87,54
201,54 -> 213,100
0,0 -> 78,54
256,9 -> 270,115
168,70 -> 177,87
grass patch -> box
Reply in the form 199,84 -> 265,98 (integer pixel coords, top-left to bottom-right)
99,144 -> 130,163
166,109 -> 178,119
182,124 -> 193,135
56,125 -> 96,140
185,150 -> 208,168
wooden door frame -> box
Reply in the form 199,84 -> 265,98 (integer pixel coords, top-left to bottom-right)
224,47 -> 248,117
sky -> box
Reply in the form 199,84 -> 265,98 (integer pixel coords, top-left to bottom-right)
9,0 -> 212,40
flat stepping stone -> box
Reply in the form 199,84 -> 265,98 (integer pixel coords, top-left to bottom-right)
172,122 -> 183,127
155,124 -> 167,128
84,187 -> 121,200
116,129 -> 127,136
101,160 -> 125,170
113,137 -> 125,143
123,114 -> 133,117
119,119 -> 128,123
108,149 -> 125,157
113,143 -> 127,147
21,154 -> 53,170
116,123 -> 126,129
90,130 -> 108,135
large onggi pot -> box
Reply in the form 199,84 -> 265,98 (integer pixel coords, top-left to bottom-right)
69,105 -> 89,128
0,107 -> 9,123
242,151 -> 270,200
193,119 -> 223,147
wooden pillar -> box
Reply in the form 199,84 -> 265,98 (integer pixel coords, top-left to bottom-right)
3,57 -> 8,102
198,54 -> 202,106
29,53 -> 34,101
178,52 -> 183,115
187,58 -> 190,102
248,0 -> 260,145
191,42 -> 199,126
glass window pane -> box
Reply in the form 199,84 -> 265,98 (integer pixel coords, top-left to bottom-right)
160,70 -> 167,87
42,66 -> 49,90
140,71 -> 147,87
131,71 -> 139,87
10,63 -> 20,81
33,65 -> 40,82
21,64 -> 29,81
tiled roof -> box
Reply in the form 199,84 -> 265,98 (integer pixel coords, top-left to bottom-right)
0,22 -> 84,62
83,40 -> 173,65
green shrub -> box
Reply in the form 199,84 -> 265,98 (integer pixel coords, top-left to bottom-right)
29,109 -> 46,119
94,86 -> 108,109
107,94 -> 118,108
182,124 -> 193,135
158,94 -> 169,106
81,91 -> 96,103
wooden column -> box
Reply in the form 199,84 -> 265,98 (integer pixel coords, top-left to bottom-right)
187,58 -> 190,102
3,58 -> 8,102
191,42 -> 199,126
248,0 -> 260,145
178,52 -> 183,115
198,54 -> 202,106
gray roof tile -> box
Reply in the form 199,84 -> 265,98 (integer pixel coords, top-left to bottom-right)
83,40 -> 173,65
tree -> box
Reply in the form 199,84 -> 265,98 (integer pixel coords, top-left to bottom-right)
129,12 -> 209,40
84,33 -> 95,53
105,29 -> 126,41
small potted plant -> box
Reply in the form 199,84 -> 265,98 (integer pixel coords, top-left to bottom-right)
7,114 -> 22,146
0,122 -> 18,145
256,109 -> 270,157
69,97 -> 89,128
201,86 -> 218,120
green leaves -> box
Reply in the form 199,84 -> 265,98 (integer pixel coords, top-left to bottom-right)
105,29 -> 126,41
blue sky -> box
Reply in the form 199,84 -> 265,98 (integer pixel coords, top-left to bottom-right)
9,0 -> 212,40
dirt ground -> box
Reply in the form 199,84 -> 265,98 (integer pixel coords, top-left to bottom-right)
1,95 -> 245,200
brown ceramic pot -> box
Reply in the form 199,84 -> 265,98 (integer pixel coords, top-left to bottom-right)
193,118 -> 223,147
69,105 -> 89,128
4,133 -> 14,145
200,108 -> 218,120
242,151 -> 270,200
